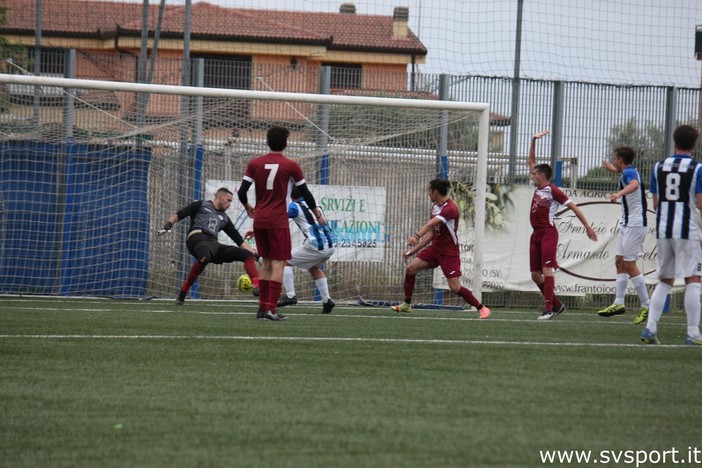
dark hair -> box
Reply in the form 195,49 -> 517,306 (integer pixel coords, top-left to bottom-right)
216,187 -> 233,196
267,126 -> 290,152
614,146 -> 636,165
673,125 -> 699,152
428,179 -> 451,196
534,163 -> 552,180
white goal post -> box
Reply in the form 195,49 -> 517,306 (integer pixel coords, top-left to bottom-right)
0,73 -> 490,302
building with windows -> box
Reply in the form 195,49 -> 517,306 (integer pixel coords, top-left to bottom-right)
2,1 -> 426,92
1,0 -> 511,145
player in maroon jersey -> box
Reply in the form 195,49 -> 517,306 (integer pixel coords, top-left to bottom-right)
529,130 -> 598,320
390,179 -> 491,319
237,126 -> 325,321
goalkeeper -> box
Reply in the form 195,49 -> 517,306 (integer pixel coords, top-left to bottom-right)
158,187 -> 260,304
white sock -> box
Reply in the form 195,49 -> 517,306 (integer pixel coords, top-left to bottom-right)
315,277 -> 330,302
646,282 -> 671,334
282,266 -> 295,297
684,282 -> 701,337
630,274 -> 650,308
615,273 -> 629,305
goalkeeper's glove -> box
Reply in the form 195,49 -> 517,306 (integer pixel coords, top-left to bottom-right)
157,221 -> 173,236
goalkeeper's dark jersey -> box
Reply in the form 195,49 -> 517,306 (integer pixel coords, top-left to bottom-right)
176,200 -> 243,245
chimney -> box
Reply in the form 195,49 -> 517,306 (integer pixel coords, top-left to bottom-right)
393,6 -> 409,38
339,3 -> 356,14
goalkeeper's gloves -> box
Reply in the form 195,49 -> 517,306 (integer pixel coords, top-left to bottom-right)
157,221 -> 173,236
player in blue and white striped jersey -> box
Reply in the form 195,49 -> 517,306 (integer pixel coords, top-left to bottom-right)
277,186 -> 336,314
642,125 -> 702,345
597,147 -> 650,324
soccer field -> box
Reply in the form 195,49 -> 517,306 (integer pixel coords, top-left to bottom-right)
1,297 -> 700,467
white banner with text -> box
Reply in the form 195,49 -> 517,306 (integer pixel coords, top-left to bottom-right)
433,185 -> 659,296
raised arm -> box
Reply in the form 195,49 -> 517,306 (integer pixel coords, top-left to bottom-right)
528,130 -> 550,173
602,160 -> 618,174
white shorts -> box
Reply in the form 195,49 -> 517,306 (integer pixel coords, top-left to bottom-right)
615,225 -> 647,261
288,243 -> 335,270
656,238 -> 702,279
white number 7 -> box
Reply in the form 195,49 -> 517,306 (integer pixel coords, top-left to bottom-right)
264,164 -> 279,190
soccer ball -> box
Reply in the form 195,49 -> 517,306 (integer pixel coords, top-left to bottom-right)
237,274 -> 254,294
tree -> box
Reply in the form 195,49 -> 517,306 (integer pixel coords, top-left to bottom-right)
578,118 -> 664,190
606,117 -> 665,181
0,6 -> 29,114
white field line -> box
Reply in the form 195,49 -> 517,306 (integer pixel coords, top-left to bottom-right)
2,305 -> 686,327
0,333 -> 695,348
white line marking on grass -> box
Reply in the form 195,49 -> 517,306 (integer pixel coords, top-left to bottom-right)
3,305 -> 686,326
0,334 -> 695,348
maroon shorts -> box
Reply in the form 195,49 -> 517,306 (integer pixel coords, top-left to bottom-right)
417,246 -> 462,278
254,227 -> 292,261
530,227 -> 559,272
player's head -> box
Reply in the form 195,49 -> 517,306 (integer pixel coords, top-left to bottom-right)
427,179 -> 451,200
267,126 -> 290,152
214,187 -> 233,211
531,163 -> 552,184
673,125 -> 699,152
613,146 -> 635,167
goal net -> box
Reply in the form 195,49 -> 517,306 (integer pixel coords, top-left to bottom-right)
0,74 -> 490,306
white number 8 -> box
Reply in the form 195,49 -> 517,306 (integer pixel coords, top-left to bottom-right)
665,173 -> 681,200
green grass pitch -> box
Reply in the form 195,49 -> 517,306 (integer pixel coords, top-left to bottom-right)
1,297 -> 700,467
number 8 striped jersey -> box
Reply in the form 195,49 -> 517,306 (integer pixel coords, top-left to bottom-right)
650,154 -> 702,240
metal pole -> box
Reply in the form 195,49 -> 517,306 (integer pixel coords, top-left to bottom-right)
62,49 -> 76,141
56,48 -> 76,295
551,80 -> 564,178
32,0 -> 42,125
317,66 -> 331,184
437,74 -> 449,179
138,0 -> 149,85
433,73 -> 451,305
177,0 -> 193,291
472,108 -> 490,302
664,86 -> 677,159
507,0 -> 524,182
192,59 -> 204,148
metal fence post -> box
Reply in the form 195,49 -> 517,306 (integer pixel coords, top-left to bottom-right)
551,80 -> 564,184
508,0 -> 525,182
664,86 -> 678,159
437,74 -> 449,180
318,66 -> 331,185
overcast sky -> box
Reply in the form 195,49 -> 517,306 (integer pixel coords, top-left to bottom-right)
150,0 -> 701,88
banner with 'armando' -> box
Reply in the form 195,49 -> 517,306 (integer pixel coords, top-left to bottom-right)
433,185 -> 659,297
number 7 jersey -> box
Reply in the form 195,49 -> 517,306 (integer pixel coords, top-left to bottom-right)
650,154 -> 702,240
243,152 -> 306,229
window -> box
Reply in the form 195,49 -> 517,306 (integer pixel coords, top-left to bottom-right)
191,54 -> 251,90
323,63 -> 362,89
191,55 -> 252,124
5,48 -> 66,99
40,48 -> 65,76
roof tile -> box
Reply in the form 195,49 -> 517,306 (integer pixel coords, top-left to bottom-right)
3,0 -> 426,54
